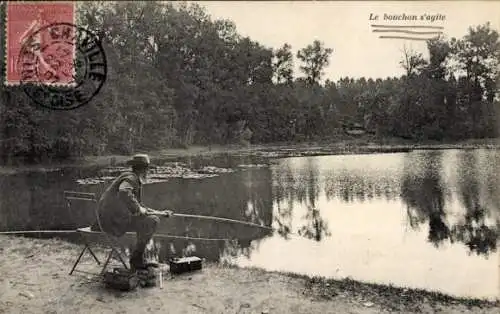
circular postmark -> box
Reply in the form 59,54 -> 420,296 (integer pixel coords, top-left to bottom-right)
17,23 -> 107,110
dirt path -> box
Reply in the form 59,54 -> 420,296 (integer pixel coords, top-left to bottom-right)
0,236 -> 498,314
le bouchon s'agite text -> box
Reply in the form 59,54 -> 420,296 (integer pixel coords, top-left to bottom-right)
369,13 -> 446,23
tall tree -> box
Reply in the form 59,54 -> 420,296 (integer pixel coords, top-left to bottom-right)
449,23 -> 500,137
296,40 -> 333,86
273,43 -> 294,84
400,45 -> 427,77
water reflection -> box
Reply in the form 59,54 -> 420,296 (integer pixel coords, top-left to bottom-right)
323,161 -> 401,203
235,150 -> 500,299
270,151 -> 499,256
147,168 -> 274,261
401,151 -> 451,247
400,150 -> 499,255
451,151 -> 499,255
297,206 -> 332,241
0,157 -> 274,264
0,166 -> 103,231
272,158 -> 331,241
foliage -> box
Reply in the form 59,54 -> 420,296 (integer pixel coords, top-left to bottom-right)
1,1 -> 499,163
296,40 -> 333,86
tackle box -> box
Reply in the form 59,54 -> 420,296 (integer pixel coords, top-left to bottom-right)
168,256 -> 203,274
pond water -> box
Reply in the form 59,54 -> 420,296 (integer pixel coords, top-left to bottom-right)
0,149 -> 498,300
225,149 -> 500,300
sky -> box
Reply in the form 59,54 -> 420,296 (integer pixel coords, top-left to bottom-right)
194,1 -> 500,82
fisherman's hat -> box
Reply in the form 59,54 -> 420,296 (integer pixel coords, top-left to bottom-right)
126,154 -> 155,169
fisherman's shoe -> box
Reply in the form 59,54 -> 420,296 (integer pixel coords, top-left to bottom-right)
137,267 -> 157,288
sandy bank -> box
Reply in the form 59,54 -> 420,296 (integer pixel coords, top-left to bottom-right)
0,236 -> 498,314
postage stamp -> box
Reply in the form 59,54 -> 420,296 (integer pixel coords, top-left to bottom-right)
6,2 -> 75,85
5,2 -> 107,110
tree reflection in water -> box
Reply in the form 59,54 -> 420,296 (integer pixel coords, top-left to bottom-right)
324,170 -> 400,203
401,151 -> 451,246
220,238 -> 255,260
272,150 -> 499,256
401,150 -> 499,256
450,151 -> 499,255
272,159 -> 332,241
273,163 -> 296,240
149,237 -> 259,264
297,205 -> 332,241
136,165 -> 275,263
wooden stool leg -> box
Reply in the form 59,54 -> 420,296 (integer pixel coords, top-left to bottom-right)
87,246 -> 101,265
69,246 -> 88,275
100,250 -> 114,275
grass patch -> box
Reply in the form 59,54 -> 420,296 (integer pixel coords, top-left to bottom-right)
217,261 -> 499,312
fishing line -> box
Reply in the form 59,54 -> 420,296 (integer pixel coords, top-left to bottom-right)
0,230 -> 75,234
0,230 -> 237,241
0,210 -> 287,240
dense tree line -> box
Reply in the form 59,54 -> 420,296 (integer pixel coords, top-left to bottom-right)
0,1 -> 499,163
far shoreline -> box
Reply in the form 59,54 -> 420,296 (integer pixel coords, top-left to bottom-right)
0,137 -> 499,175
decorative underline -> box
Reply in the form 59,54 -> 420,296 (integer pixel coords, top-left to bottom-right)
371,24 -> 444,29
378,35 -> 440,41
373,29 -> 443,35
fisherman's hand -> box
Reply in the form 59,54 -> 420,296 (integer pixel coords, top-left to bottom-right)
155,209 -> 173,217
138,206 -> 148,216
144,207 -> 163,216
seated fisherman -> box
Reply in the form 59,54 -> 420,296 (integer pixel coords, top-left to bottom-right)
94,154 -> 172,270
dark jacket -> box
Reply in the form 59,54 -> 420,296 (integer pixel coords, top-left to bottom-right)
97,171 -> 143,237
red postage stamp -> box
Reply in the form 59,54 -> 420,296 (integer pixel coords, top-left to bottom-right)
5,2 -> 76,85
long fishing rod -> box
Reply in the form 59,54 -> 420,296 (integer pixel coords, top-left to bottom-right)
150,210 -> 305,238
150,209 -> 274,231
